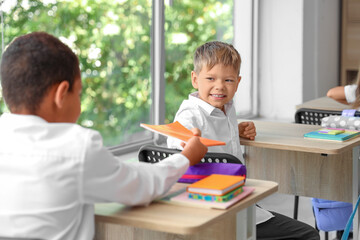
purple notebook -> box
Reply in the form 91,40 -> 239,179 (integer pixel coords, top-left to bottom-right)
178,163 -> 247,183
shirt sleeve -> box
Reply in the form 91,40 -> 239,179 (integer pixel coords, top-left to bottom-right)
344,84 -> 358,103
81,130 -> 189,206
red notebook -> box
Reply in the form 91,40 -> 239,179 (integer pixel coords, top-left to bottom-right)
140,121 -> 226,147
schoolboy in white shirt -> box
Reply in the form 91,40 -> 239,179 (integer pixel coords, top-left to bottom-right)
0,32 -> 207,240
167,41 -> 320,240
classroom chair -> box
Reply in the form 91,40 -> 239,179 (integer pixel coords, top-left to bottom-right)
138,144 -> 243,164
294,108 -> 360,125
295,107 -> 358,240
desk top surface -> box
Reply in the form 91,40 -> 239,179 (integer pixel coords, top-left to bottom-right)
95,179 -> 277,235
296,96 -> 350,111
239,119 -> 360,154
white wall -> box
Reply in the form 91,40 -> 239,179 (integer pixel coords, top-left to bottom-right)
259,0 -> 340,121
303,0 -> 340,102
235,0 -> 340,122
258,0 -> 303,121
234,0 -> 257,117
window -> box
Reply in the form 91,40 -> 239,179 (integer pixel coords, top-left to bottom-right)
0,0 -> 237,153
1,0 -> 153,151
164,0 -> 234,124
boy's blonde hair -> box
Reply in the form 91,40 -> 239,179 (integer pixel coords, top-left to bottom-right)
193,41 -> 241,75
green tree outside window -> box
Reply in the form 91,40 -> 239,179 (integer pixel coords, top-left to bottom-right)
0,0 -> 232,147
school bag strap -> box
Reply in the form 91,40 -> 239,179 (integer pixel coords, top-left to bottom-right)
341,194 -> 360,240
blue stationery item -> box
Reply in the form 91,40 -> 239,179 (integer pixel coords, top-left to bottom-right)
342,109 -> 357,117
341,194 -> 360,240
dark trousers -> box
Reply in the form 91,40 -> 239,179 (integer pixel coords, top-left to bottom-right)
257,211 -> 320,240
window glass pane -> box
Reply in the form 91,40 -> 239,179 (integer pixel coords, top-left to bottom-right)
164,0 -> 233,123
0,0 -> 152,146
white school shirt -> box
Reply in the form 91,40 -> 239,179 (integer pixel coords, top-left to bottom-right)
344,84 -> 357,104
167,92 -> 274,225
0,113 -> 189,240
167,92 -> 244,163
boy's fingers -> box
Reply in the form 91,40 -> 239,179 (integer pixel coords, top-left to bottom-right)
246,128 -> 256,134
182,136 -> 208,166
245,122 -> 254,129
239,122 -> 248,127
248,131 -> 257,136
190,128 -> 201,136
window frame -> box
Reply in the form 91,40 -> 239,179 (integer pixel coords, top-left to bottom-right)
110,0 -> 165,155
0,0 -> 244,156
233,0 -> 258,118
111,0 -> 248,156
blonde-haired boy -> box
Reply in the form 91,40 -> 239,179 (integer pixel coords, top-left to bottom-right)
168,41 -> 319,240
167,41 -> 255,164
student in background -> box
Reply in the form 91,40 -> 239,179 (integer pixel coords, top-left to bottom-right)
327,65 -> 360,109
0,32 -> 208,240
167,41 -> 320,240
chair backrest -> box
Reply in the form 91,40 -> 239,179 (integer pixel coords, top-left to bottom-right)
138,144 -> 242,164
294,108 -> 360,125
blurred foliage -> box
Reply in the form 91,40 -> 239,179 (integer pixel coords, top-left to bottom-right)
164,0 -> 233,123
0,0 -> 232,146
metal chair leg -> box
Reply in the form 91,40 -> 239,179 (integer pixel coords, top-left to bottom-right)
294,195 -> 299,219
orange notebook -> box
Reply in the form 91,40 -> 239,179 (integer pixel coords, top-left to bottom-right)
140,121 -> 226,147
187,174 -> 245,195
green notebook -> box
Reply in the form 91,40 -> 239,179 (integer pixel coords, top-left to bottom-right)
304,128 -> 360,141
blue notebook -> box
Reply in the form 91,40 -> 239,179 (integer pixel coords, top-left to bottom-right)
304,128 -> 360,141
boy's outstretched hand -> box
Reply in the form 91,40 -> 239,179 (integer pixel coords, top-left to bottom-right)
238,121 -> 256,140
180,136 -> 208,166
189,127 -> 201,137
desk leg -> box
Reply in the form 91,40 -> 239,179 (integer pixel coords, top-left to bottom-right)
353,146 -> 360,240
237,204 -> 256,240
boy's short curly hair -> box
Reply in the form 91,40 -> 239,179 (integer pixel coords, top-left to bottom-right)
0,32 -> 80,113
193,41 -> 241,75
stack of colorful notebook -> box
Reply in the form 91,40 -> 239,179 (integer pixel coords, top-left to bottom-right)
165,174 -> 254,209
186,174 -> 245,203
304,127 -> 360,141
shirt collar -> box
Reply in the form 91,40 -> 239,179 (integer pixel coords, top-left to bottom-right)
188,91 -> 233,115
0,112 -> 48,124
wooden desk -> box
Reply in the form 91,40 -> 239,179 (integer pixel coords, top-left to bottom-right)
296,96 -> 350,111
240,119 -> 360,239
94,179 -> 278,240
